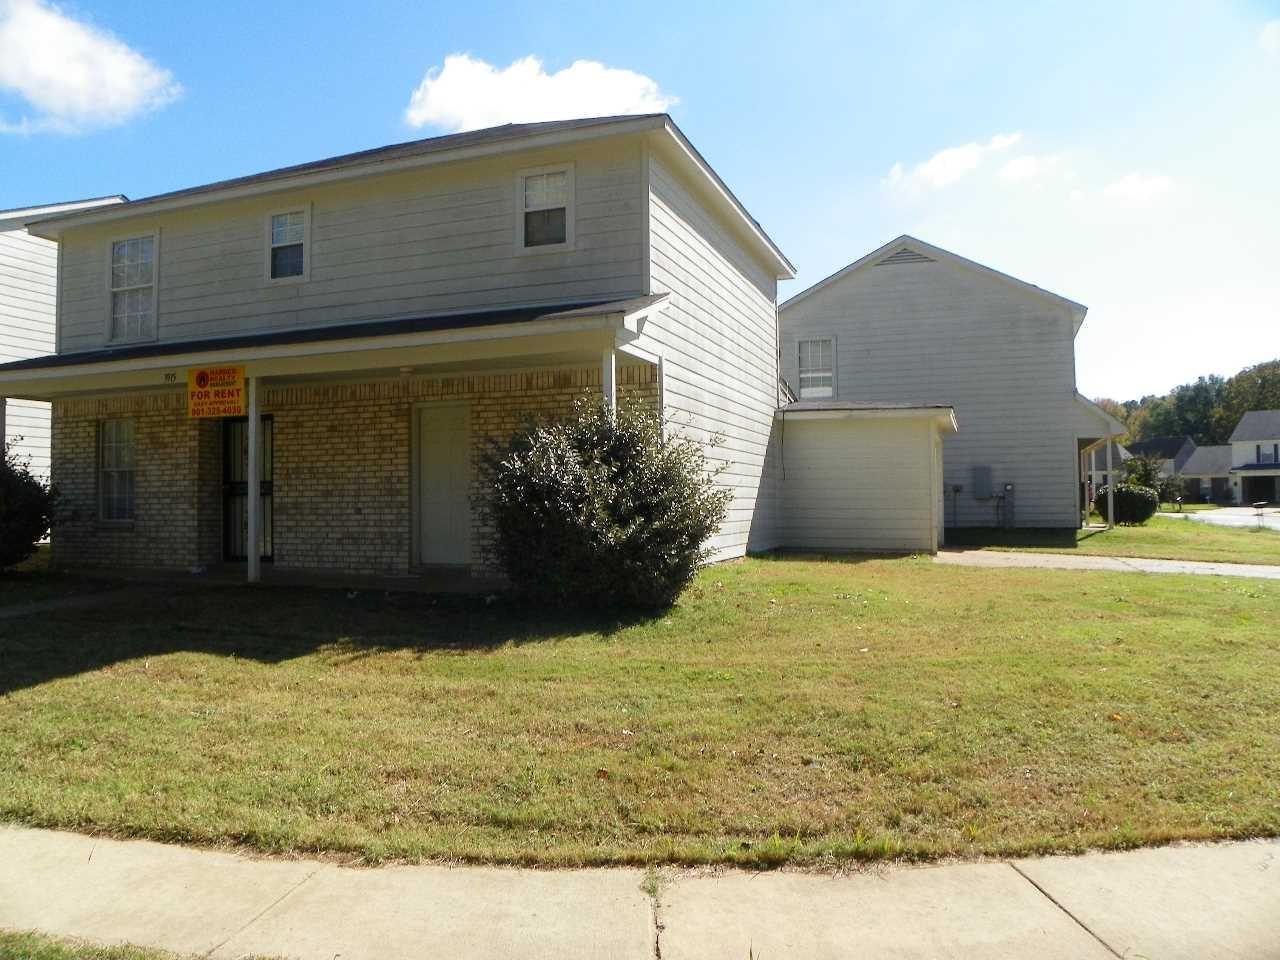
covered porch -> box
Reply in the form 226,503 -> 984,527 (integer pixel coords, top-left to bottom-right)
0,297 -> 666,582
1073,393 -> 1128,528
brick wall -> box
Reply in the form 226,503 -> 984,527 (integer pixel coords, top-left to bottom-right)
50,363 -> 657,576
50,391 -> 219,570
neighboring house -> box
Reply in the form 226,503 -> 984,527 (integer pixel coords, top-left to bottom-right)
0,115 -> 963,576
1083,440 -> 1130,494
1180,445 -> 1235,503
779,235 -> 1124,532
0,197 -> 124,479
1228,410 -> 1280,503
1124,435 -> 1196,478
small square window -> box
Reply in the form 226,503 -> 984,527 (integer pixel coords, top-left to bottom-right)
518,167 -> 573,250
269,210 -> 307,279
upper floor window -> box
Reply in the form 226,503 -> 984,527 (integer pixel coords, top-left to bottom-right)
99,418 -> 136,522
518,165 -> 574,251
269,210 -> 308,280
109,236 -> 156,341
798,338 -> 834,399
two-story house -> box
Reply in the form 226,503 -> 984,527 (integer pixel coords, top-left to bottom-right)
1229,410 -> 1280,503
0,197 -> 123,480
1125,436 -> 1196,479
778,235 -> 1124,534
0,115 -> 832,579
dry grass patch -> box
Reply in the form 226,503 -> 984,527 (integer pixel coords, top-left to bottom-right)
0,557 -> 1277,867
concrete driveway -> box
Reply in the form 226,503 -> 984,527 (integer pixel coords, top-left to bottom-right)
1180,506 -> 1280,532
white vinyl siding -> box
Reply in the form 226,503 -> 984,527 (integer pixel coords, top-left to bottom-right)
781,254 -> 1082,528
109,235 -> 156,341
797,337 -> 834,398
778,416 -> 940,552
56,141 -> 644,352
0,225 -> 56,479
633,151 -> 781,559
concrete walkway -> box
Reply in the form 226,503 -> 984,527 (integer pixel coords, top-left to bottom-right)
1,825 -> 1277,959
936,547 -> 1280,579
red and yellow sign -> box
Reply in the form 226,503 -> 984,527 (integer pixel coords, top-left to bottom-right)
187,365 -> 246,418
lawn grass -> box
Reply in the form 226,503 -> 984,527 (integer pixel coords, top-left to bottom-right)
1159,502 -> 1221,512
0,931 -> 277,960
948,515 -> 1280,565
0,931 -> 180,960
0,558 -> 1277,868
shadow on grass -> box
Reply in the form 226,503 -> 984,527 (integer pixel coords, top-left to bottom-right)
0,579 -> 661,696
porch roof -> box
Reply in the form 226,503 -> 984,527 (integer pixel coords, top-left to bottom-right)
0,294 -> 667,401
0,295 -> 666,373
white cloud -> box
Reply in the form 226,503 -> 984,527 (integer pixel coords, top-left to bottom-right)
1102,172 -> 1175,204
0,0 -> 179,134
884,132 -> 1021,195
998,153 -> 1060,182
404,54 -> 677,132
1261,20 -> 1280,58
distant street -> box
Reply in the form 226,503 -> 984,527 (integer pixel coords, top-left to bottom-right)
1183,506 -> 1280,532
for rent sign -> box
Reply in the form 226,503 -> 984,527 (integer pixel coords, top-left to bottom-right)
187,366 -> 246,418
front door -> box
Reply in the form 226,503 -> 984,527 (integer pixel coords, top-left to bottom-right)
416,404 -> 472,565
223,416 -> 273,561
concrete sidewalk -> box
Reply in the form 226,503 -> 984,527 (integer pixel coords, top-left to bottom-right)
2,825 -> 1277,959
936,547 -> 1280,579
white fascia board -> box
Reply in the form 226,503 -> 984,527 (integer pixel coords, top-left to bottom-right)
779,406 -> 958,432
656,122 -> 796,280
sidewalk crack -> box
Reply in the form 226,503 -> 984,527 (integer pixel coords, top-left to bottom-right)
1008,862 -> 1122,958
202,866 -> 320,959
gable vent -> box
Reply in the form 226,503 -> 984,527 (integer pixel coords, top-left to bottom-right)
875,247 -> 935,266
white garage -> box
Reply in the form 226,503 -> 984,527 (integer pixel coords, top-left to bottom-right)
774,402 -> 958,553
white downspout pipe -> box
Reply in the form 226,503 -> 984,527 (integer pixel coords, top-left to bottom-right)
602,348 -> 617,419
247,376 -> 261,583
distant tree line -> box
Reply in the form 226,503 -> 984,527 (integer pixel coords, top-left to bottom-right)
1094,359 -> 1280,445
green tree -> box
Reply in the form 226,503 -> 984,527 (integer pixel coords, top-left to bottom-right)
1212,360 -> 1280,441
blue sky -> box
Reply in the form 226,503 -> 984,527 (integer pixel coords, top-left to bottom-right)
1,0 -> 1277,399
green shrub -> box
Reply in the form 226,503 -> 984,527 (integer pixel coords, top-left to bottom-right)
480,396 -> 732,610
1095,483 -> 1159,525
1,440 -> 56,570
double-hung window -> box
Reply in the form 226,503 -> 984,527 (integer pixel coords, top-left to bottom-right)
518,166 -> 573,250
99,419 -> 136,522
269,210 -> 307,280
109,236 -> 156,341
798,338 -> 835,399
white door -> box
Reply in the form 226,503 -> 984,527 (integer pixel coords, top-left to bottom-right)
416,404 -> 472,565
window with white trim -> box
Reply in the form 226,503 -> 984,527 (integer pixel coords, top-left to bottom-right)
519,167 -> 572,249
798,338 -> 834,398
99,419 -> 136,522
269,210 -> 306,279
109,236 -> 156,341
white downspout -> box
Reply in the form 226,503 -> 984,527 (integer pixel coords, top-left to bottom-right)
1105,431 -> 1115,529
247,376 -> 261,583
